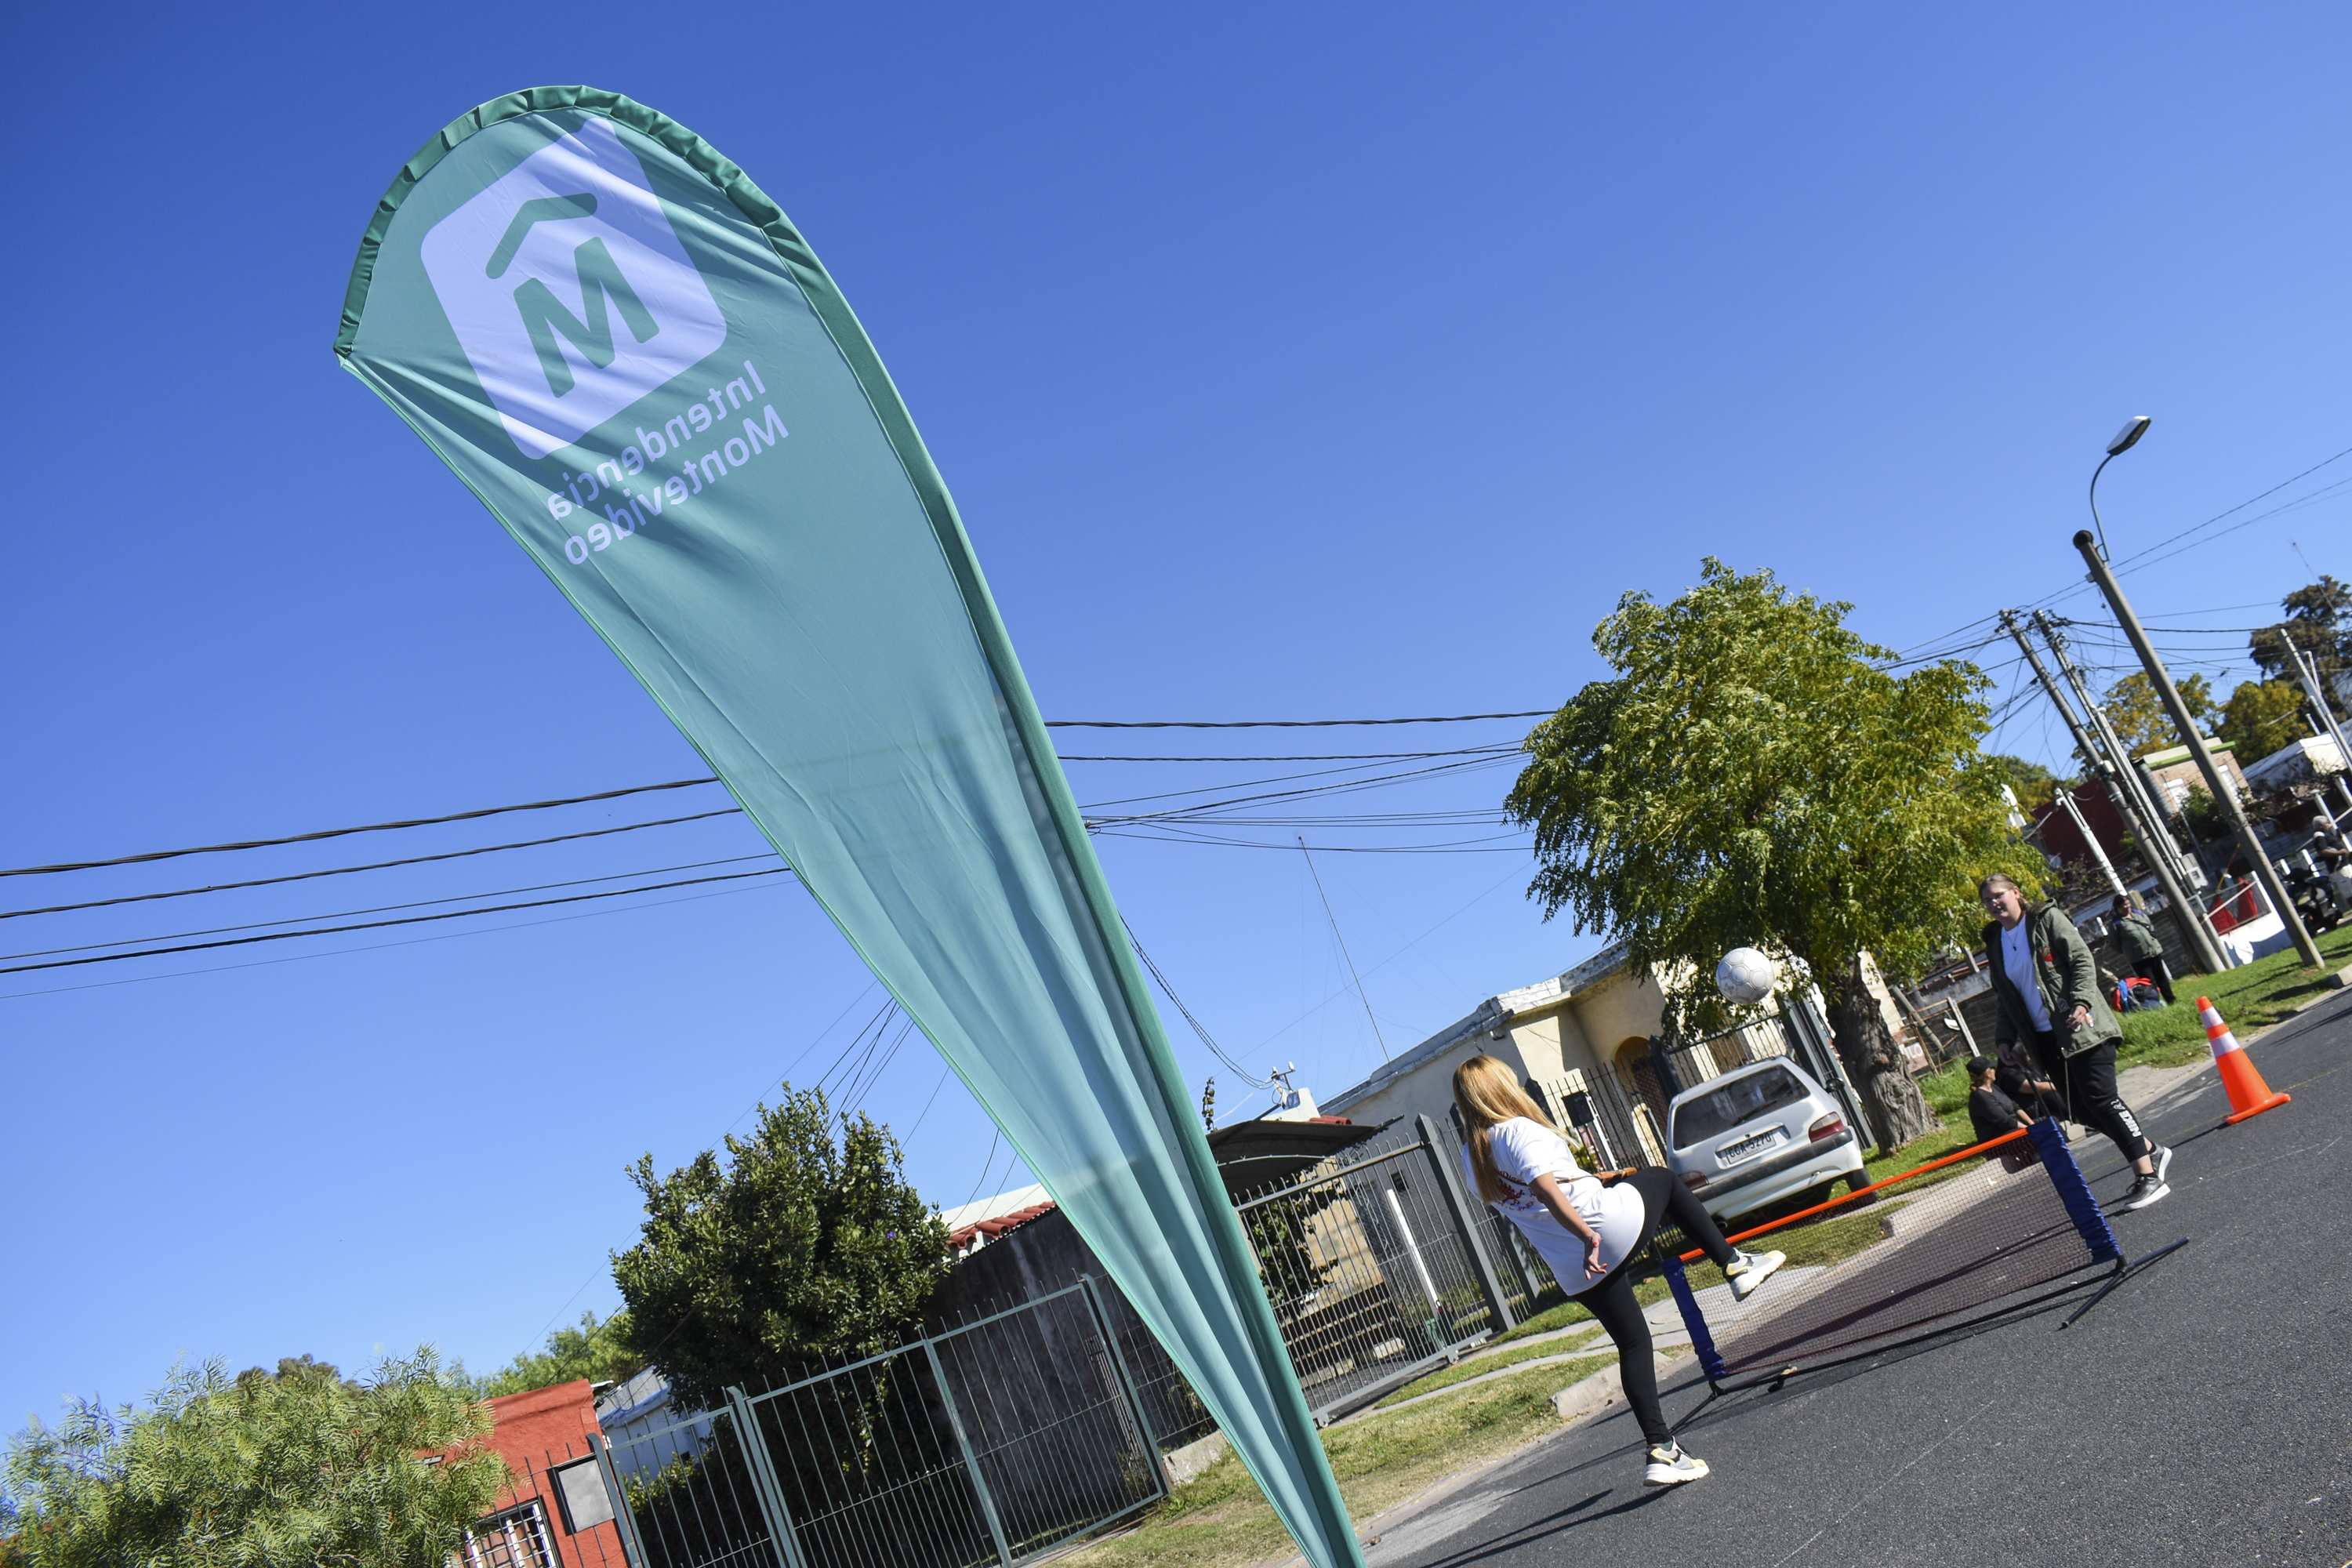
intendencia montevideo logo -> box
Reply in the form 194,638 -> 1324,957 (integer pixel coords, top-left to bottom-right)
419,115 -> 791,566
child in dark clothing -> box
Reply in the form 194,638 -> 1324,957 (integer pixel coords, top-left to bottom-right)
1994,1038 -> 2067,1121
1966,1055 -> 2034,1151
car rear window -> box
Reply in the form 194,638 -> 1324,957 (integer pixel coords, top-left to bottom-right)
1671,1066 -> 1811,1149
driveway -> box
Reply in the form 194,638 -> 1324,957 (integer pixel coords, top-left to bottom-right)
1363,989 -> 2352,1568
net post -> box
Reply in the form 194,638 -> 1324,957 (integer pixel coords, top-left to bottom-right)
2027,1118 -> 2122,1264
1660,1253 -> 1730,1384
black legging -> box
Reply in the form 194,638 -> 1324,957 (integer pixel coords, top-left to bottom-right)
1574,1167 -> 1739,1446
2132,956 -> 2175,1004
2029,1030 -> 2153,1167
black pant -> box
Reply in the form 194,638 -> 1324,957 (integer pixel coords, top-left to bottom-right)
1577,1167 -> 1738,1447
2029,1030 -> 2153,1167
2132,956 -> 2175,1004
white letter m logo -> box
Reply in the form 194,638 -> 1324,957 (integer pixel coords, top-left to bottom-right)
421,116 -> 726,459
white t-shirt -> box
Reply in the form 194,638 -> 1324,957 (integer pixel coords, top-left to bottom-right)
2000,920 -> 2053,1032
1462,1116 -> 1646,1297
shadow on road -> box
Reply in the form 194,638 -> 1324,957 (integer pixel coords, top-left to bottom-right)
1399,1488 -> 1645,1568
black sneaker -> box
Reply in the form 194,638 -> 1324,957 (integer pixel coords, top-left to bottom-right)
2119,1174 -> 2170,1210
2152,1145 -> 2174,1185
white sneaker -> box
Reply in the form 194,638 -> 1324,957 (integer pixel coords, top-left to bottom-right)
1644,1441 -> 1710,1486
1726,1249 -> 1785,1301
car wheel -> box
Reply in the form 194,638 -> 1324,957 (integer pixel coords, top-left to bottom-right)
1843,1171 -> 1878,1205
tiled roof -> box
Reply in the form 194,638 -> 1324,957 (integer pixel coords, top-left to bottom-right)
948,1201 -> 1056,1254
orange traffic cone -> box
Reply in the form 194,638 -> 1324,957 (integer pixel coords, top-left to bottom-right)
2198,996 -> 2290,1123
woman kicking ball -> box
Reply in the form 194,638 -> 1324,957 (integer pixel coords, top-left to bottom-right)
1453,1054 -> 1784,1485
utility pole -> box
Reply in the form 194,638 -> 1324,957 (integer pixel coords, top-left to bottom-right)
2074,532 -> 2324,969
2288,645 -> 2352,819
2034,612 -> 2230,971
2053,784 -> 2129,900
2000,612 -> 2228,972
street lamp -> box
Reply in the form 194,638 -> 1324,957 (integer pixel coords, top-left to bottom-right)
2087,414 -> 2151,560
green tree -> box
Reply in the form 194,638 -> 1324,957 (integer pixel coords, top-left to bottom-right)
2220,678 -> 2310,765
2249,575 -> 2350,714
1,1351 -> 504,1568
611,1087 -> 950,1414
1504,560 -> 2046,1156
2100,670 -> 2216,757
470,1310 -> 643,1400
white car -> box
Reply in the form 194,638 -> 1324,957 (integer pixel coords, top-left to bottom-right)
1666,1058 -> 1865,1224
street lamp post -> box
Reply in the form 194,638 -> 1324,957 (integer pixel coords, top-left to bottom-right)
2069,413 -> 2321,967
2086,415 -> 2150,563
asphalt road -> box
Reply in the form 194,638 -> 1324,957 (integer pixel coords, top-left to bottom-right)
1369,990 -> 2352,1568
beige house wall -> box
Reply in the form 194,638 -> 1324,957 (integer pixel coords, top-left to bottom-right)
1325,947 -> 1669,1134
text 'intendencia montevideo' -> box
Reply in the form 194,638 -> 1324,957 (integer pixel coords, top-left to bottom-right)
543,359 -> 785,564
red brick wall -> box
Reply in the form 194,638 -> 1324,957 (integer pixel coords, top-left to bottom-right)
481,1381 -> 630,1567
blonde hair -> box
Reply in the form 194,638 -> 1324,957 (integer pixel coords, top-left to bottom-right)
1978,873 -> 2023,902
1453,1054 -> 1555,1204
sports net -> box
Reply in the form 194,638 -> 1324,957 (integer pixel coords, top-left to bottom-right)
1657,1121 -> 2118,1382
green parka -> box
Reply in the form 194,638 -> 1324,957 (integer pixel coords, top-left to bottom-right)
2111,909 -> 2165,961
1982,901 -> 2123,1058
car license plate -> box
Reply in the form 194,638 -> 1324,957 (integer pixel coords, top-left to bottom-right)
1717,1127 -> 1787,1166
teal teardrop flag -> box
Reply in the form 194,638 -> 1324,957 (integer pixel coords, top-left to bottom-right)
336,89 -> 1362,1568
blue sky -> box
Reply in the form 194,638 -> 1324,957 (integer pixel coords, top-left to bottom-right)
5,5 -> 2347,1423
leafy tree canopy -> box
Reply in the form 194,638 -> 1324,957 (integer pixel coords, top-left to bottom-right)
612,1087 -> 950,1415
469,1311 -> 643,1401
2100,670 -> 2215,757
2249,575 -> 2350,712
1,1351 -> 503,1568
2220,677 -> 2311,765
1505,560 -> 2047,1152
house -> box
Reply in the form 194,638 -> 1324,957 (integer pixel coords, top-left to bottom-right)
459,1381 -> 633,1568
2140,738 -> 2249,815
595,1367 -> 706,1483
1323,941 -> 1889,1167
2241,733 -> 2345,796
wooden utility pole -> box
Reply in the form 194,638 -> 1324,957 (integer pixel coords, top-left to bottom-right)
2073,532 -> 2323,969
1999,612 -> 2227,974
2034,612 -> 2231,973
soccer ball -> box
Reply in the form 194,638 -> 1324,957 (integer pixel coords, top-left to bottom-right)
1715,947 -> 1777,1005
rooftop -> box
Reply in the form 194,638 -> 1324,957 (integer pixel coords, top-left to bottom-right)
1324,941 -> 1631,1113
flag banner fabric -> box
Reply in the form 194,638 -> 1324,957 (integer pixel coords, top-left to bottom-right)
336,88 -> 1360,1568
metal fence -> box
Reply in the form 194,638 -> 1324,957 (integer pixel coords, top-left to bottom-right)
1226,1112 -> 1551,1423
598,1279 -> 1164,1568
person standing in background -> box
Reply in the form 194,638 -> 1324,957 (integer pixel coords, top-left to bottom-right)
2108,894 -> 2175,1005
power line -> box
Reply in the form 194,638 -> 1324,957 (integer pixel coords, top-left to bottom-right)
0,868 -> 789,975
4,779 -> 726,880
1059,748 -> 1515,762
0,875 -> 789,1004
6,720 -> 1555,881
0,810 -> 748,921
1123,916 -> 1272,1088
0,854 -> 781,963
1298,837 -> 1389,1062
1044,712 -> 1554,728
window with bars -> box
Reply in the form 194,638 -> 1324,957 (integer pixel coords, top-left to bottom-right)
461,1500 -> 562,1568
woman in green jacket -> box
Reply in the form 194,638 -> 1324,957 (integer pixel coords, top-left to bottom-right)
1980,874 -> 2172,1210
2108,895 -> 2174,1004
